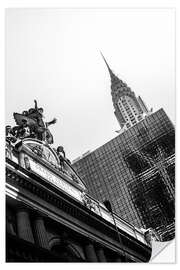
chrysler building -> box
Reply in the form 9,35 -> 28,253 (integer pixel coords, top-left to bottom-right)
101,53 -> 151,130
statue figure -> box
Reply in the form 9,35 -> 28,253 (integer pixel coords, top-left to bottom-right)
15,119 -> 31,139
6,125 -> 17,144
56,146 -> 78,183
142,227 -> 160,245
5,125 -> 17,160
56,146 -> 66,169
13,100 -> 57,144
81,192 -> 97,212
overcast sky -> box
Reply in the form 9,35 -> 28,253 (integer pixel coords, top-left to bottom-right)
6,8 -> 175,161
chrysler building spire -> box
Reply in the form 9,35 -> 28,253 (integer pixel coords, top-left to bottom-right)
101,53 -> 150,130
100,51 -> 121,85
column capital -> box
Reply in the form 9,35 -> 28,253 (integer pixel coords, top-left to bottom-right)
16,205 -> 31,215
95,242 -> 104,250
84,238 -> 97,246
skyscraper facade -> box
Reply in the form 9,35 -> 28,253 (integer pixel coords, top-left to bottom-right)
73,109 -> 175,241
73,57 -> 175,241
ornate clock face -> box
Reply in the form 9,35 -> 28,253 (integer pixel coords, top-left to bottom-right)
24,139 -> 59,166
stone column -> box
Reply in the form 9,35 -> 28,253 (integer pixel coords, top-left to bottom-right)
6,209 -> 16,236
33,216 -> 49,250
6,219 -> 16,235
96,247 -> 107,262
84,242 -> 98,262
16,209 -> 34,243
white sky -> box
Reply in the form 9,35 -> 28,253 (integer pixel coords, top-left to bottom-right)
5,8 -> 175,161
